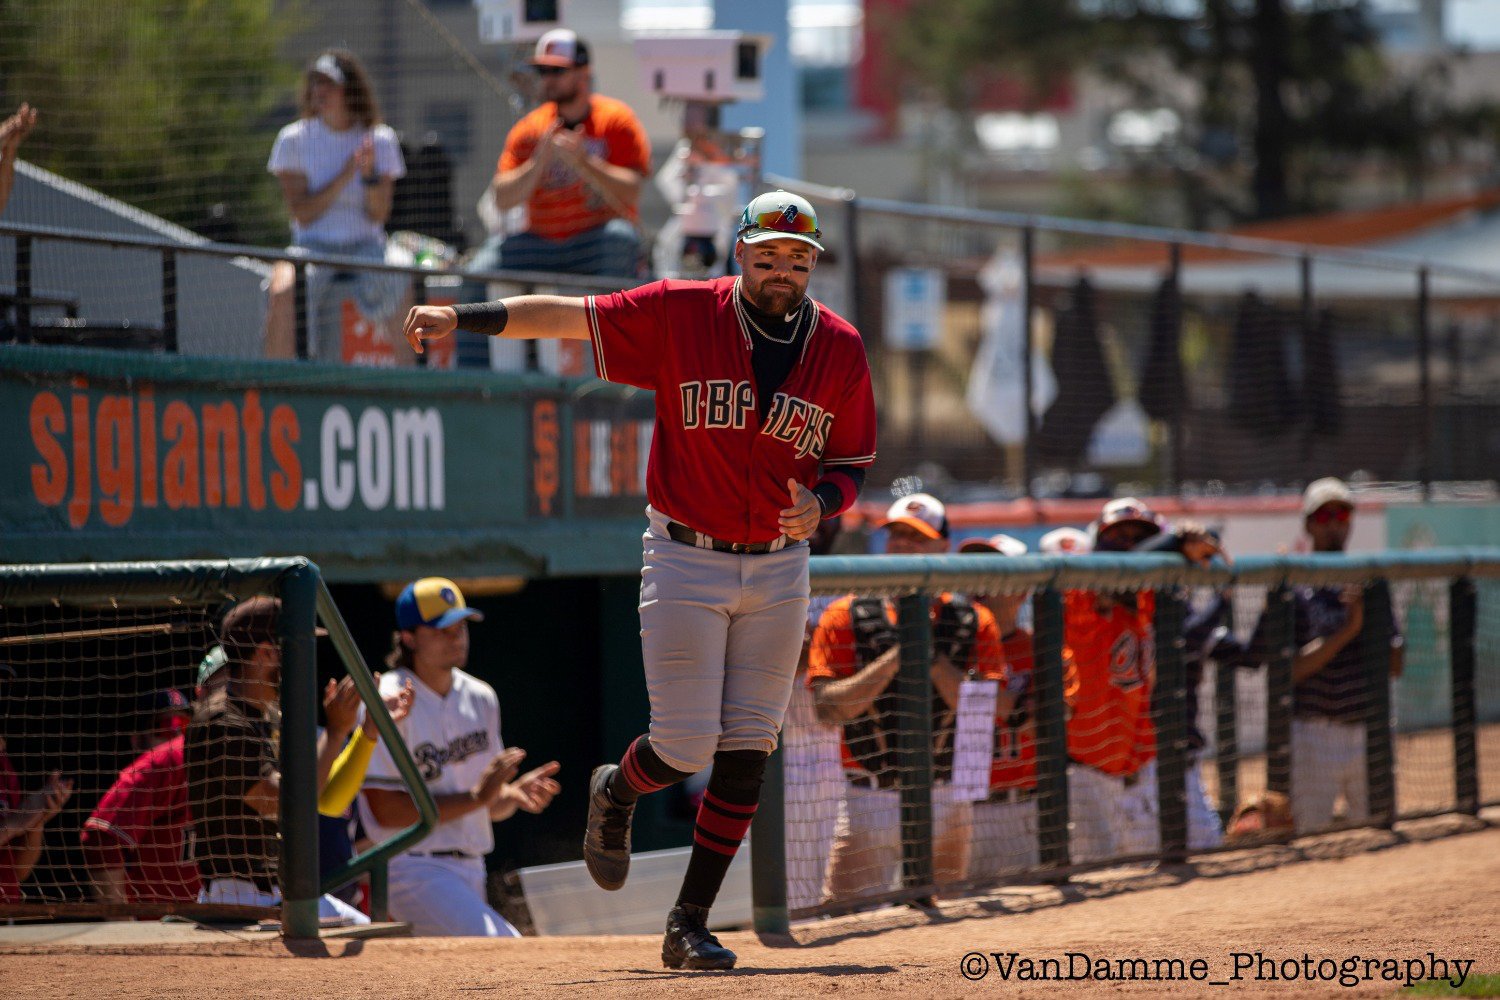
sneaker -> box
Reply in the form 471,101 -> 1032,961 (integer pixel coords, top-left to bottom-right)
661,904 -> 736,971
583,764 -> 634,891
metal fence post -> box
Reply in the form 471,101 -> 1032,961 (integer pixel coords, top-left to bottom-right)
749,743 -> 790,934
1152,589 -> 1189,862
1361,580 -> 1397,827
1264,584 -> 1295,801
1416,267 -> 1432,500
1031,585 -> 1070,873
1021,226 -> 1036,500
1449,577 -> 1478,815
1213,658 -> 1239,830
15,234 -> 32,340
1166,242 -> 1184,492
895,591 -> 934,893
161,248 -> 178,353
278,561 -> 321,939
369,861 -> 390,923
294,262 -> 309,360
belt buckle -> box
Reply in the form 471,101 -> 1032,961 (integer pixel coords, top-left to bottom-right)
730,541 -> 750,554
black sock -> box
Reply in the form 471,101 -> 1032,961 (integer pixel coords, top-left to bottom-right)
676,749 -> 766,911
607,734 -> 695,805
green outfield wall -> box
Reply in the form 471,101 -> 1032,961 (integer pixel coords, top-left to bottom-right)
2,344 -> 654,581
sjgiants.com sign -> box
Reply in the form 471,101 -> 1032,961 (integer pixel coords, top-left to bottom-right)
28,379 -> 445,529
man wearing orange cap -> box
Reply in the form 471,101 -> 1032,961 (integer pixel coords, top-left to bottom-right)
808,494 -> 1007,899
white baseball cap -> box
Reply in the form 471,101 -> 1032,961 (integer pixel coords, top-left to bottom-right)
958,533 -> 1027,556
1039,526 -> 1090,555
530,28 -> 591,68
737,190 -> 825,252
1302,477 -> 1353,517
882,493 -> 947,541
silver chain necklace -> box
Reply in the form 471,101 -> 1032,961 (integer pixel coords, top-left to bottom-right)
734,281 -> 808,346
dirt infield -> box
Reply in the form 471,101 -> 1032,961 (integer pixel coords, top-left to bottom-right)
3,820 -> 1497,1000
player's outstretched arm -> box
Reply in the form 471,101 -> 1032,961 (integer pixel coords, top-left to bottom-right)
404,295 -> 591,354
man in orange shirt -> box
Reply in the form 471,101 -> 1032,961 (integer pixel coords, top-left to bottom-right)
466,29 -> 650,285
808,494 -> 1007,900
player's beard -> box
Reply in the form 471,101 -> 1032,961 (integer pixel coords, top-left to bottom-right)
745,276 -> 807,317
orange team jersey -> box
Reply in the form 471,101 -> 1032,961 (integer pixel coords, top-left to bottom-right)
807,593 -> 1005,779
1062,589 -> 1157,776
499,94 -> 651,240
990,628 -> 1037,791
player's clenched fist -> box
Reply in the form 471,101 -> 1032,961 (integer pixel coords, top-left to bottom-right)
780,478 -> 821,542
404,304 -> 458,354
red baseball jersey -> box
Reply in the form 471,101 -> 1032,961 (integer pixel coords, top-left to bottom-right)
81,735 -> 200,903
0,750 -> 22,903
587,276 -> 877,543
1063,590 -> 1157,777
990,628 -> 1037,791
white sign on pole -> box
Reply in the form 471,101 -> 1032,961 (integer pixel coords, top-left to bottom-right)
883,267 -> 944,351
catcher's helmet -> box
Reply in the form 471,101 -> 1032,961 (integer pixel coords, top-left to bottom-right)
736,190 -> 824,252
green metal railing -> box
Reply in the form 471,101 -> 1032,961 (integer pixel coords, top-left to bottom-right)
749,547 -> 1500,932
0,558 -> 437,939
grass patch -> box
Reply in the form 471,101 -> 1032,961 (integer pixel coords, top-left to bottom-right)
1402,974 -> 1500,997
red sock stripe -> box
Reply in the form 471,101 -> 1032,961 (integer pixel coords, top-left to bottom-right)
695,796 -> 756,845
620,743 -> 667,793
693,830 -> 743,856
703,790 -> 757,819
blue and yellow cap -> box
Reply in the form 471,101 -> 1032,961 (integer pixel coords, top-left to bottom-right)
395,577 -> 485,630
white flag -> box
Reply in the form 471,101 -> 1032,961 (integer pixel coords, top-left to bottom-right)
966,248 -> 1058,444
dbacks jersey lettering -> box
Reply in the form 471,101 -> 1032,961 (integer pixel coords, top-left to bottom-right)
1063,590 -> 1157,776
588,276 -> 876,543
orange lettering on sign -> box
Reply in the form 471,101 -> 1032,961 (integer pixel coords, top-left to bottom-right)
242,391 -> 267,511
532,400 -> 560,516
161,401 -> 201,509
96,396 -> 135,528
68,387 -> 91,529
268,404 -> 302,512
201,401 -> 241,508
29,392 -> 67,509
138,386 -> 158,508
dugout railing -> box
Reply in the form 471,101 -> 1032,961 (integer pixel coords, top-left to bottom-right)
0,558 -> 436,939
750,547 -> 1500,933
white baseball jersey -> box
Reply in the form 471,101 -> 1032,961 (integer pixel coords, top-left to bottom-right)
358,667 -> 502,857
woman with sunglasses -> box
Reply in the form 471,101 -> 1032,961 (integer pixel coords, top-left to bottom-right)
403,189 -> 876,970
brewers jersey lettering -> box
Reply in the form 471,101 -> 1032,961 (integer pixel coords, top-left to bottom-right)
359,667 -> 502,856
586,276 -> 877,543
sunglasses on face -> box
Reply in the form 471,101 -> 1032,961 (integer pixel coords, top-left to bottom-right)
1311,505 -> 1352,525
534,65 -> 570,77
742,207 -> 821,238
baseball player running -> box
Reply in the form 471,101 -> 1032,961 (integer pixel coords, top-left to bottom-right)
359,578 -> 560,936
404,190 -> 877,969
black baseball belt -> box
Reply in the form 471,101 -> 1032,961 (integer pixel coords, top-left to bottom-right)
666,521 -> 789,555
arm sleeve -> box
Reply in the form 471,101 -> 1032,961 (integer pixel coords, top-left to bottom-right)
821,360 -> 878,471
587,280 -> 670,390
813,467 -> 864,519
969,607 -> 1006,681
605,106 -> 652,175
806,599 -> 855,687
499,117 -> 539,174
267,124 -> 300,175
318,729 -> 376,817
373,126 -> 406,181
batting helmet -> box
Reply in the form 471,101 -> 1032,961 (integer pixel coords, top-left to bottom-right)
737,190 -> 824,252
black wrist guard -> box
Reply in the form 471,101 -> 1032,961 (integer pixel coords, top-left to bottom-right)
452,301 -> 510,337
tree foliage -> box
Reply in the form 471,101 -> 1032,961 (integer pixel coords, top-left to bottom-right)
0,0 -> 301,244
894,0 -> 1500,222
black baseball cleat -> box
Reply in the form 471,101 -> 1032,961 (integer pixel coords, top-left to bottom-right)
662,904 -> 737,971
583,764 -> 634,891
